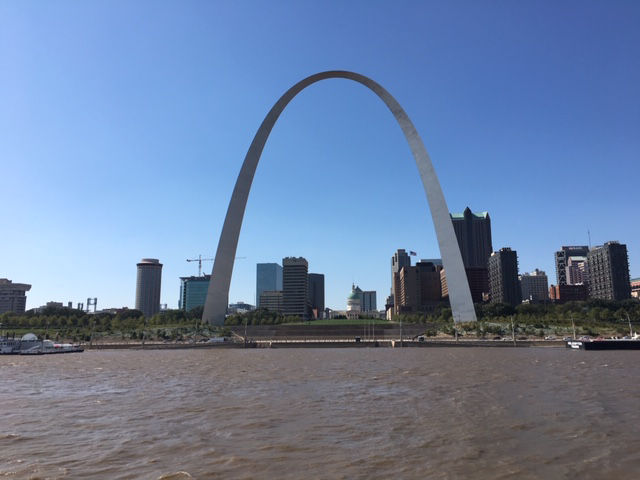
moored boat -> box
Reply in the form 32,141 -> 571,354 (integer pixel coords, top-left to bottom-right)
566,316 -> 640,350
20,339 -> 84,355
1,333 -> 83,355
566,338 -> 640,350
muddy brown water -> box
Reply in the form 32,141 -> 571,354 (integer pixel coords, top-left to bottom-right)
1,348 -> 639,479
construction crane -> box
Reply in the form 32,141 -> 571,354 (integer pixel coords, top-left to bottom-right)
186,255 -> 214,277
186,255 -> 247,277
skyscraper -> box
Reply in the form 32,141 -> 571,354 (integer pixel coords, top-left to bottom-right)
283,257 -> 308,319
135,258 -> 162,317
307,273 -> 325,319
488,248 -> 521,306
444,207 -> 492,304
440,266 -> 488,304
565,256 -> 587,285
390,249 -> 411,298
450,207 -> 493,268
179,275 -> 211,312
555,246 -> 589,285
394,261 -> 443,314
256,263 -> 283,307
586,241 -> 631,300
0,278 -> 31,314
259,290 -> 283,313
361,290 -> 377,312
519,269 -> 548,303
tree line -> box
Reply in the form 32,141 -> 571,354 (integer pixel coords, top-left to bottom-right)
2,299 -> 638,340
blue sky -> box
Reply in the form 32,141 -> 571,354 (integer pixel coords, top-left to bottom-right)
2,1 -> 639,311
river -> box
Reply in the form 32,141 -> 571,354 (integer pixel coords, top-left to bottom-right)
1,348 -> 639,479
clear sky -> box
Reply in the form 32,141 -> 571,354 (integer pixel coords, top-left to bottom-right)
2,0 -> 639,311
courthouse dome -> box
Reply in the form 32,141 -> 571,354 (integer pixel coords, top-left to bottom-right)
347,285 -> 361,313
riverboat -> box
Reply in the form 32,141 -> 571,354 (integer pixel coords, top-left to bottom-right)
566,337 -> 640,350
566,316 -> 640,350
20,339 -> 84,355
0,333 -> 83,355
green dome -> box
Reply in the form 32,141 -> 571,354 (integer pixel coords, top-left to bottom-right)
348,292 -> 360,300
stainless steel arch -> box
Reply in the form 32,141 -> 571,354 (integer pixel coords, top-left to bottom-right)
203,70 -> 476,325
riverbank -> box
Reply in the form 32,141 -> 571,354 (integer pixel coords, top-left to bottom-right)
83,338 -> 566,349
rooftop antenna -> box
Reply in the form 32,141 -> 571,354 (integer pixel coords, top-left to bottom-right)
587,229 -> 592,249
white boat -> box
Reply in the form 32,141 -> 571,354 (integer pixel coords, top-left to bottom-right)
1,333 -> 83,355
20,339 -> 84,355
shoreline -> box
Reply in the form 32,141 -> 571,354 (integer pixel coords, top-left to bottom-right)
82,339 -> 566,350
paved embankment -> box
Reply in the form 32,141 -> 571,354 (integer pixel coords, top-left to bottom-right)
85,342 -> 240,350
229,323 -> 428,340
83,339 -> 565,349
259,339 -> 564,348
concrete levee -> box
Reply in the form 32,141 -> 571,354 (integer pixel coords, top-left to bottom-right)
230,323 -> 429,340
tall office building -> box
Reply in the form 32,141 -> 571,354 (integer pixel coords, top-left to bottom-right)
394,261 -> 443,314
565,256 -> 587,285
0,278 -> 32,314
444,207 -> 492,304
450,207 -> 492,268
555,246 -> 589,285
135,258 -> 163,317
361,290 -> 377,312
586,241 -> 631,300
256,263 -> 283,307
283,257 -> 309,319
488,248 -> 522,306
391,249 -> 411,298
519,269 -> 548,303
259,290 -> 283,313
179,275 -> 210,312
307,273 -> 325,319
440,266 -> 488,304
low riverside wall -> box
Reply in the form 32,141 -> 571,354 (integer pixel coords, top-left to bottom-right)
81,322 -> 566,350
260,339 -> 565,348
85,342 -> 240,350
83,339 -> 566,350
230,323 -> 428,340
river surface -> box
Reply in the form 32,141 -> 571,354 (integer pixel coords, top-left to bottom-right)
1,348 -> 639,479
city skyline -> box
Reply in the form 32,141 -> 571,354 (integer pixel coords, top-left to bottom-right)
2,2 -> 638,311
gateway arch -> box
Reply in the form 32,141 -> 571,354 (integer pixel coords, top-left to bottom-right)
203,70 -> 476,325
